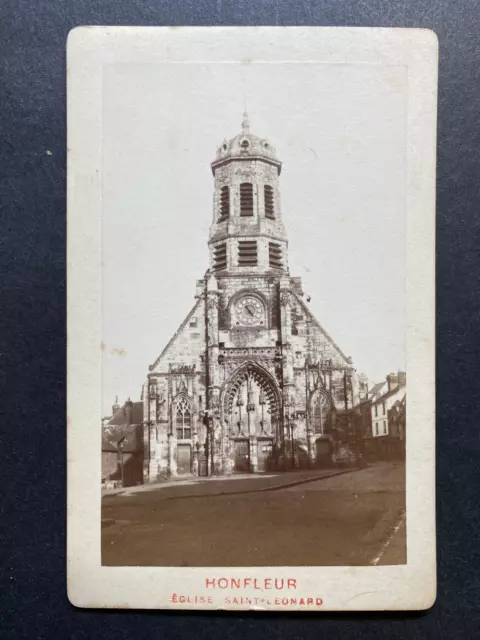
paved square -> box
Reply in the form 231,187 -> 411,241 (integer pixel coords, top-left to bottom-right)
102,462 -> 405,567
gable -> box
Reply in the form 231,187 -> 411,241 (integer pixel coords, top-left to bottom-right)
291,293 -> 350,367
149,297 -> 206,373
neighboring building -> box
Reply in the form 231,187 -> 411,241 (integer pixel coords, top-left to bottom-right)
101,435 -> 119,483
389,395 -> 406,459
369,372 -> 406,459
351,376 -> 379,460
142,115 -> 365,480
102,399 -> 144,487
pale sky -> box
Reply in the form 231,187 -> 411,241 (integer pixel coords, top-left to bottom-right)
102,62 -> 406,416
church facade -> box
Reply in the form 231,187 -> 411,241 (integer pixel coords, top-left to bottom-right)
142,115 -> 365,481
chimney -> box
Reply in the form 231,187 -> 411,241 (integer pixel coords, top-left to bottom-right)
386,373 -> 399,392
125,398 -> 133,426
112,395 -> 120,415
398,371 -> 406,387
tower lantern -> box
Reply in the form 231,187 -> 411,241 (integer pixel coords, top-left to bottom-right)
209,116 -> 288,275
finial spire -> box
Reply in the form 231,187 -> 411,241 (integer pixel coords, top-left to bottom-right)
241,111 -> 250,134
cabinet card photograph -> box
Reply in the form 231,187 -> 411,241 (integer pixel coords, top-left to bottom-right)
67,26 -> 437,611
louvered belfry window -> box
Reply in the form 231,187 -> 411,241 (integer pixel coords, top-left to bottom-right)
264,185 -> 275,219
213,242 -> 227,271
240,183 -> 254,216
219,186 -> 229,220
269,242 -> 283,269
238,240 -> 258,266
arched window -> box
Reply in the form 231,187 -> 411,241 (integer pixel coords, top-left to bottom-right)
240,183 -> 254,216
219,186 -> 229,220
175,397 -> 192,439
312,391 -> 332,435
264,185 -> 275,219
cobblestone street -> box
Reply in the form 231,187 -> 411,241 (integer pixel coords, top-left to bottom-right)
102,461 -> 406,567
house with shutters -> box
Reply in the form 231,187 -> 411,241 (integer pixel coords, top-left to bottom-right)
142,115 -> 366,481
369,372 -> 406,458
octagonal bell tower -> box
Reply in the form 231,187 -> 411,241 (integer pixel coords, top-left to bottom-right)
143,114 -> 360,481
208,114 -> 288,275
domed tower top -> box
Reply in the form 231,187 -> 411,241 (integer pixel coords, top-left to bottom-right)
208,115 -> 288,276
212,113 -> 282,174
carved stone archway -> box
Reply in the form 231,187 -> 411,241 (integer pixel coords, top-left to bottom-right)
221,361 -> 282,473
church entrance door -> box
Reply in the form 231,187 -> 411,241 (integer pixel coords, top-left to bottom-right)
315,439 -> 331,465
257,439 -> 273,472
176,444 -> 191,475
233,440 -> 250,473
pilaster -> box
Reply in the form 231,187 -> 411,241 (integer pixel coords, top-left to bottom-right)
205,276 -> 223,474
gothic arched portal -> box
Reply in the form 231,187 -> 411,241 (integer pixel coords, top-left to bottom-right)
222,362 -> 281,472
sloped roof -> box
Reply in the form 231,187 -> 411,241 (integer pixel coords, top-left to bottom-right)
102,435 -> 117,452
292,293 -> 350,364
149,297 -> 203,372
374,385 -> 406,405
212,114 -> 280,166
102,401 -> 144,453
103,423 -> 143,453
108,401 -> 143,427
369,381 -> 387,402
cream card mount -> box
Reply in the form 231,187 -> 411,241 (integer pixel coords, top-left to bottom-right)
67,26 -> 437,611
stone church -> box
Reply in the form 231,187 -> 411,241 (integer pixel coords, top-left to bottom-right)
142,115 -> 364,481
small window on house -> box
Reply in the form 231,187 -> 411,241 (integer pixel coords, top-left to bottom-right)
238,240 -> 258,266
375,424 -> 379,436
269,242 -> 283,269
383,420 -> 387,434
219,186 -> 229,220
240,183 -> 254,216
374,405 -> 378,417
264,185 -> 275,219
382,402 -> 386,415
189,317 -> 198,328
213,243 -> 227,271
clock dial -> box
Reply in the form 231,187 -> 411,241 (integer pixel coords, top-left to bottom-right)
235,296 -> 264,326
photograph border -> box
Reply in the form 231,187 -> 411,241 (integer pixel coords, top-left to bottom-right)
67,26 -> 437,611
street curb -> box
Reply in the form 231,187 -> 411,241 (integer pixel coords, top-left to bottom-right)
112,466 -> 367,503
260,466 -> 365,493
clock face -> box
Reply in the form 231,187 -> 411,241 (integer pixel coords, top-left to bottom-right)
235,296 -> 264,326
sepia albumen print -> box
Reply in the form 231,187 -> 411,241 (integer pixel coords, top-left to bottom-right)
101,60 -> 407,568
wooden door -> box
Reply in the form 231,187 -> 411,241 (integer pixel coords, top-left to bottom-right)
257,440 -> 273,472
315,439 -> 331,465
176,444 -> 191,475
234,440 -> 250,473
